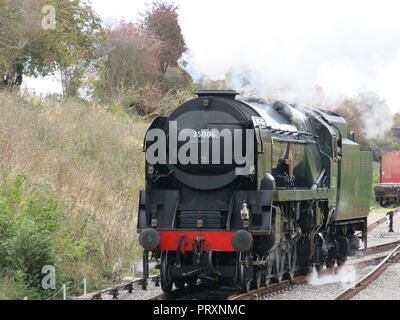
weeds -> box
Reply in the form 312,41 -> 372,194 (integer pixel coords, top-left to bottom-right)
0,92 -> 149,298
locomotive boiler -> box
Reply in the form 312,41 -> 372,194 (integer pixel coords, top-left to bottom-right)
137,90 -> 373,293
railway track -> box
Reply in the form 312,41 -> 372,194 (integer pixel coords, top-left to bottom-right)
147,210 -> 400,301
73,244 -> 398,301
365,207 -> 399,232
73,240 -> 399,300
72,275 -> 160,300
75,206 -> 398,300
228,239 -> 400,300
360,239 -> 400,256
150,283 -> 238,300
354,206 -> 399,238
228,276 -> 306,300
147,241 -> 400,301
335,245 -> 400,300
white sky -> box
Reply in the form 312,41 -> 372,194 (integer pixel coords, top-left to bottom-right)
23,0 -> 400,113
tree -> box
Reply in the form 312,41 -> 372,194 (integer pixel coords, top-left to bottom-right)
336,97 -> 367,147
43,0 -> 104,97
94,23 -> 162,102
394,113 -> 400,128
0,0 -> 104,97
140,1 -> 186,75
336,91 -> 396,160
0,0 -> 45,89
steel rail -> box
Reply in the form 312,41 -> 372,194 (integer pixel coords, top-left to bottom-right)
148,285 -> 203,301
228,276 -> 306,301
348,253 -> 390,269
149,292 -> 171,300
354,207 -> 399,239
366,208 -> 399,232
149,282 -> 239,300
72,275 -> 159,300
334,245 -> 400,300
360,240 -> 400,256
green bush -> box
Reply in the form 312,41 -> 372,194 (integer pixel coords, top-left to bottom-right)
5,226 -> 55,286
0,171 -> 88,299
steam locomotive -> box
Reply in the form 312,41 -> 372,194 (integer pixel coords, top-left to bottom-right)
137,90 -> 373,293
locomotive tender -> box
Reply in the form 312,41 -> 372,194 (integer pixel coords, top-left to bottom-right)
137,90 -> 373,293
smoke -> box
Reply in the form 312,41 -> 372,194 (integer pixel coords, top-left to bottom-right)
355,91 -> 394,140
307,265 -> 357,290
177,0 -> 400,119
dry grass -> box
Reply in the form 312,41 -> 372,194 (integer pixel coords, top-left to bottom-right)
124,84 -> 196,116
0,92 -> 148,277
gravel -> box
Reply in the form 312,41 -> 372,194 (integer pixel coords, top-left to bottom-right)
102,279 -> 163,300
352,263 -> 400,300
266,266 -> 373,300
265,208 -> 400,300
366,210 -> 400,247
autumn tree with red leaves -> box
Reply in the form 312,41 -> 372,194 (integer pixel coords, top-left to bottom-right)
140,1 -> 186,75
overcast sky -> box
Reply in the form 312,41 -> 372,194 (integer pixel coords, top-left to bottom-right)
23,0 -> 400,113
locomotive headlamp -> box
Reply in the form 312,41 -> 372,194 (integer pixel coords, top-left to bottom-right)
241,202 -> 250,228
196,218 -> 204,228
139,228 -> 160,250
231,230 -> 253,252
241,202 -> 250,220
202,98 -> 210,107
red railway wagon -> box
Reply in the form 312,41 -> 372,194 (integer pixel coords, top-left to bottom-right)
374,151 -> 400,206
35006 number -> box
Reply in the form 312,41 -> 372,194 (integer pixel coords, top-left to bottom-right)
193,130 -> 218,138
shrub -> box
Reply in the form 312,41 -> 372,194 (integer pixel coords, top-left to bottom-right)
0,171 -> 86,299
159,67 -> 193,93
5,227 -> 55,288
125,85 -> 196,116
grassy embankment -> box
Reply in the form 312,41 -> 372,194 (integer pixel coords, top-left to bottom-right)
0,92 -> 149,298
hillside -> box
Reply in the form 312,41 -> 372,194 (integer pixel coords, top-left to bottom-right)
0,92 -> 148,298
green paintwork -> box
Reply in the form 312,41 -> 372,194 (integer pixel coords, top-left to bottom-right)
251,101 -> 372,224
335,139 -> 373,220
272,188 -> 330,201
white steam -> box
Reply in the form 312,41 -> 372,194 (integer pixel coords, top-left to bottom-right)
307,265 -> 357,290
178,0 -> 400,116
355,91 -> 394,140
